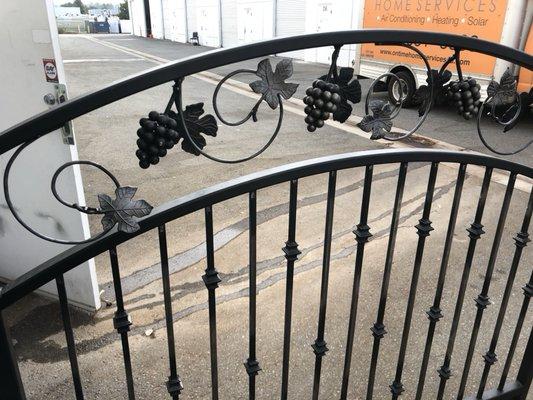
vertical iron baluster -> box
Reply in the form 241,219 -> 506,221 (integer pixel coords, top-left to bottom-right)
311,171 -> 337,400
366,162 -> 408,400
340,165 -> 374,400
415,164 -> 467,400
158,225 -> 183,399
456,173 -> 517,399
203,206 -> 221,400
109,247 -> 135,400
516,322 -> 533,396
56,274 -> 84,400
0,309 -> 25,400
280,180 -> 301,400
434,167 -> 493,399
390,162 -> 439,399
498,269 -> 533,391
476,190 -> 532,398
244,191 -> 261,400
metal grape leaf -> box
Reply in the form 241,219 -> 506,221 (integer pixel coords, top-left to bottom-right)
413,69 -> 452,117
319,67 -> 362,123
358,100 -> 393,140
98,186 -> 153,234
169,103 -> 218,156
249,59 -> 299,109
487,69 -> 517,106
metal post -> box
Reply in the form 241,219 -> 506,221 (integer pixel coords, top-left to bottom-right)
516,327 -> 533,399
0,310 -> 25,399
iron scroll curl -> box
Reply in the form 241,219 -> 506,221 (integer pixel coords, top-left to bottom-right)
3,138 -> 153,245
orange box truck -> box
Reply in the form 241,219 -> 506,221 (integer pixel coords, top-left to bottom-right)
357,0 -> 533,105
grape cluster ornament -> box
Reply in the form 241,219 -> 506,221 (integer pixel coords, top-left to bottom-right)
445,78 -> 482,120
136,111 -> 180,168
135,103 -> 218,168
303,80 -> 342,132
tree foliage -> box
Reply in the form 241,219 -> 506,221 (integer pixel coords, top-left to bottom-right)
61,0 -> 88,14
118,0 -> 129,20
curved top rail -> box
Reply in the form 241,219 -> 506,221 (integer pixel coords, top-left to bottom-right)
1,29 -> 532,154
0,148 -> 531,310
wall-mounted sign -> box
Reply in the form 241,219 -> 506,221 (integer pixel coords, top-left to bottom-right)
42,58 -> 58,82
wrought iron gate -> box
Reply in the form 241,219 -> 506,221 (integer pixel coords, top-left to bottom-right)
0,30 -> 532,399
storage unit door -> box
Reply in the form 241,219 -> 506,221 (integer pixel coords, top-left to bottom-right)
130,0 -> 147,36
304,0 -> 357,67
195,0 -> 221,47
186,0 -> 196,40
276,0 -> 305,59
221,0 -> 238,47
149,0 -> 164,38
237,0 -> 273,45
163,0 -> 186,42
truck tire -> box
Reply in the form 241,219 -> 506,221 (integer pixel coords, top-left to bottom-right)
388,70 -> 416,107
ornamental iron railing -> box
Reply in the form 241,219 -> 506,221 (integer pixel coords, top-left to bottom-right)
0,30 -> 532,399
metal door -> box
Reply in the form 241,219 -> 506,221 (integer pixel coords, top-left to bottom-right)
0,0 -> 100,310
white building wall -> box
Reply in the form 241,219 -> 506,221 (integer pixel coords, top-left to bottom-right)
163,0 -> 187,42
131,0 -> 367,69
149,0 -> 165,38
186,0 -> 197,41
304,0 -> 361,67
194,0 -> 221,47
236,0 -> 273,44
276,0 -> 305,59
221,0 -> 238,47
129,0 -> 147,36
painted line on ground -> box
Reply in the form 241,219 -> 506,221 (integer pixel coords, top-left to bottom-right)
64,58 -> 145,63
81,35 -> 532,192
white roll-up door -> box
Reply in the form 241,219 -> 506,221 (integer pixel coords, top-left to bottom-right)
276,0 -> 305,59
221,0 -> 238,47
130,0 -> 147,36
163,0 -> 187,42
149,0 -> 164,38
304,0 -> 359,67
186,0 -> 197,41
237,0 -> 273,44
195,0 -> 221,47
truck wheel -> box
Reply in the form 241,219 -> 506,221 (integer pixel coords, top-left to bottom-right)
388,70 -> 416,107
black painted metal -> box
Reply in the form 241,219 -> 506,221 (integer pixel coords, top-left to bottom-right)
311,171 -> 337,400
435,167 -> 493,399
244,191 -> 261,400
56,275 -> 84,400
0,150 -> 532,399
456,173 -> 517,399
340,165 -> 373,400
470,382 -> 525,400
476,190 -> 532,398
1,30 -> 531,155
281,179 -> 300,400
516,325 -> 533,398
390,162 -> 438,399
367,162 -> 408,400
110,248 -> 136,400
498,269 -> 532,392
203,206 -> 221,400
158,225 -> 183,399
416,163 -> 467,400
1,151 -> 531,311
0,310 -> 26,400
